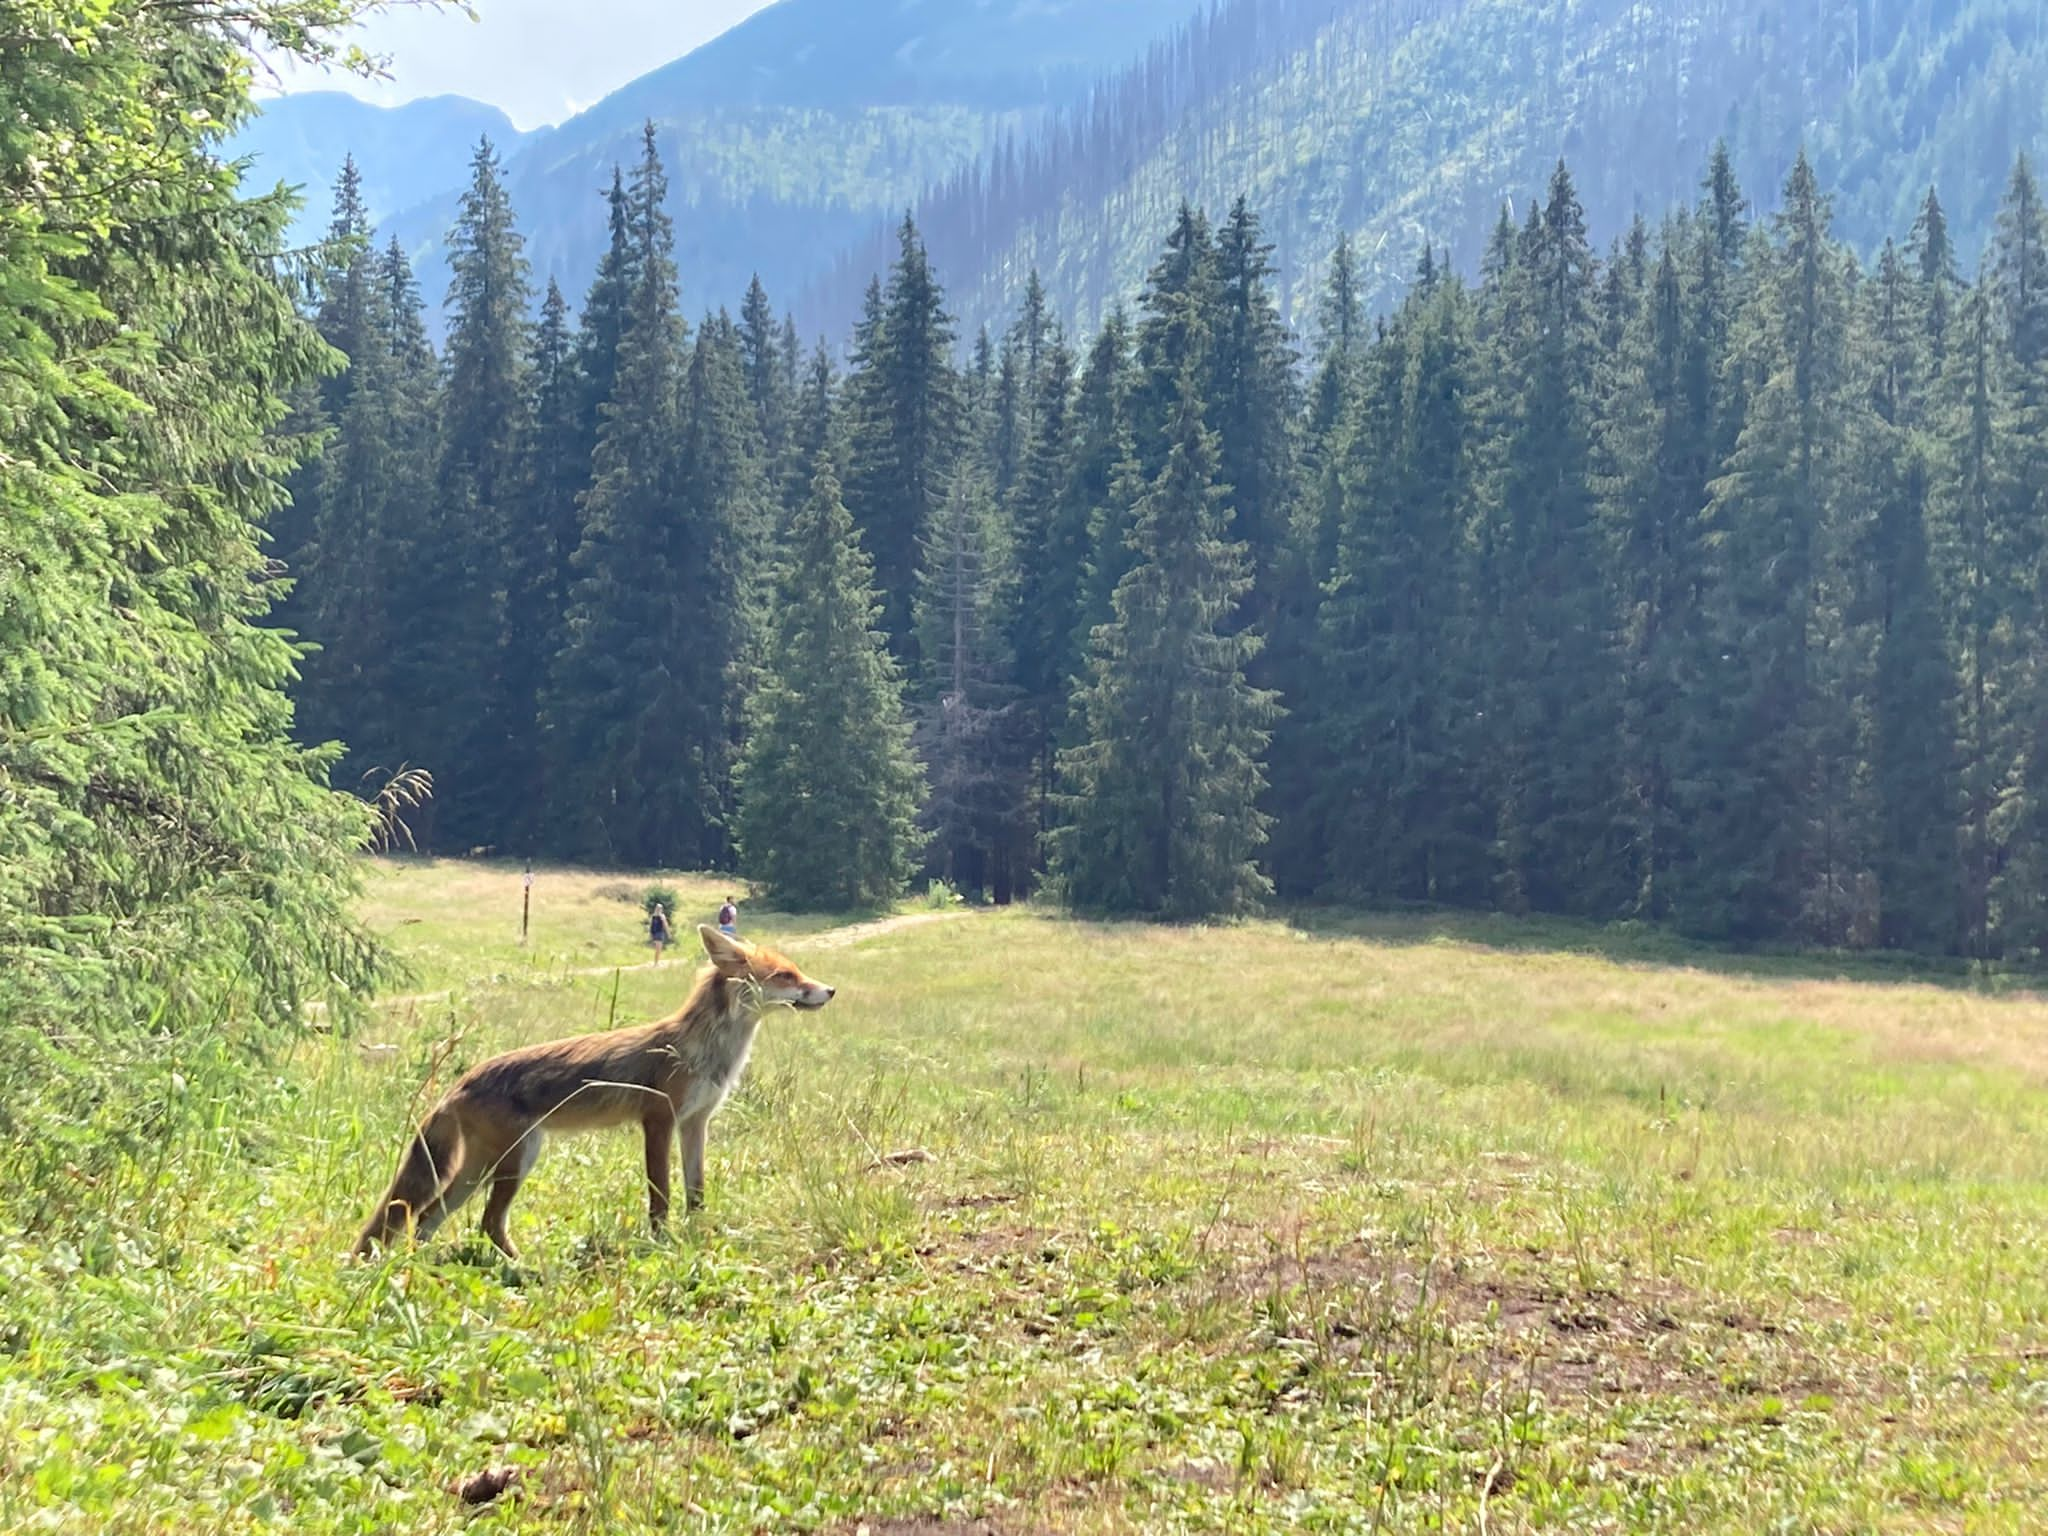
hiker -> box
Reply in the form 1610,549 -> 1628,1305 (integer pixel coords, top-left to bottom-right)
649,902 -> 672,964
717,896 -> 738,937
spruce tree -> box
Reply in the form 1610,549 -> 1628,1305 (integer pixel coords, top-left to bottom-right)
1487,163 -> 1622,917
779,315 -> 803,405
788,340 -> 841,515
914,468 -> 1025,900
1317,233 -> 1365,359
670,313 -> 770,868
739,274 -> 793,475
1130,204 -> 1218,480
1703,141 -> 1748,270
273,158 -> 374,645
843,217 -> 961,662
1052,354 -> 1276,919
1,0 -> 387,1059
1602,238 -> 1716,920
299,249 -> 399,773
1985,158 -> 2048,952
1263,239 -> 1368,897
1012,271 -> 1055,389
291,166 -> 382,752
1005,331 -> 1083,844
1068,308 -> 1140,654
503,278 -> 583,844
1297,234 -> 1370,589
1994,157 -> 2048,369
736,457 -> 925,910
575,166 -> 640,473
1315,277 -> 1487,906
1461,205 -> 1524,896
1937,283 -> 2013,956
438,134 -> 533,542
985,332 -> 1027,505
1688,153 -> 1864,942
405,135 -> 533,848
546,125 -> 692,863
1910,187 -> 1960,371
309,155 -> 376,423
378,236 -> 443,601
1210,197 -> 1299,624
301,235 -> 440,800
1861,243 -> 1957,951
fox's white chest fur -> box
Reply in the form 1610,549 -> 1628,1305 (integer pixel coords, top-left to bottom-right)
675,1013 -> 764,1122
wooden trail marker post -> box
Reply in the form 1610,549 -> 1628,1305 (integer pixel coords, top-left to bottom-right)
522,866 -> 533,943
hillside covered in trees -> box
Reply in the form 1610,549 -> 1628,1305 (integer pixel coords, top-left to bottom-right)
242,0 -> 2048,348
815,0 -> 2048,339
283,112 -> 2048,958
242,0 -> 1201,336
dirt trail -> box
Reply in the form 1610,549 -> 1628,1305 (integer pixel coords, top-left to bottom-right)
348,907 -> 970,1017
796,909 -> 964,950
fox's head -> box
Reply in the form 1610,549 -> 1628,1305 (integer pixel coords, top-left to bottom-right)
699,924 -> 835,1011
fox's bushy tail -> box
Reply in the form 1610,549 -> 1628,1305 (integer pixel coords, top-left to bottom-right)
353,1110 -> 463,1255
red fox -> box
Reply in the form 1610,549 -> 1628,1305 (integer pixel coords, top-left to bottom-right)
354,925 -> 833,1259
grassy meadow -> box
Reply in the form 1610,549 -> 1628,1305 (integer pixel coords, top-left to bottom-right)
3,859 -> 2046,1532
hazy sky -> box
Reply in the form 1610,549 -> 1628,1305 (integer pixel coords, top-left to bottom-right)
271,0 -> 777,130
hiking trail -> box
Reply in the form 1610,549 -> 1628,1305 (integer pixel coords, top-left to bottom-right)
336,907 -> 972,1020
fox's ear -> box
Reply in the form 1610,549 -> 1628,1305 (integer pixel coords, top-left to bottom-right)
700,923 -> 750,975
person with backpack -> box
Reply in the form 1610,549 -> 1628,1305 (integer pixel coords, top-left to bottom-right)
649,903 -> 672,964
717,896 -> 738,937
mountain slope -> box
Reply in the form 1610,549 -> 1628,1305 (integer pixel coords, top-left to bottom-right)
812,0 -> 2048,339
376,0 -> 1201,325
584,0 -> 1197,112
230,92 -> 538,242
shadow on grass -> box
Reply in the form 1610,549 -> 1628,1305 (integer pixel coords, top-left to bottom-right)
1278,902 -> 2046,997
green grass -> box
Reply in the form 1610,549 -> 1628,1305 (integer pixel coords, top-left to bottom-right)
4,860 -> 2046,1532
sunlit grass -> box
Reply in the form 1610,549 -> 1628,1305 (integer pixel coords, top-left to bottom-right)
356,857 -> 874,996
2,863 -> 2044,1532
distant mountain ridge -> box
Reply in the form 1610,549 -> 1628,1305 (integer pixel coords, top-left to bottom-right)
230,91 -> 539,244
235,0 -> 2048,350
583,0 -> 1196,112
234,0 -> 1203,329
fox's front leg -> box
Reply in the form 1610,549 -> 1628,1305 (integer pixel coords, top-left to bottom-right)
680,1111 -> 710,1213
642,1108 -> 675,1231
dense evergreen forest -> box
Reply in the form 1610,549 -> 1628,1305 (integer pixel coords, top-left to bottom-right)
284,123 -> 2048,958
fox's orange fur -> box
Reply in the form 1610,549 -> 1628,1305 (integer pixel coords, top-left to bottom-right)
354,925 -> 833,1259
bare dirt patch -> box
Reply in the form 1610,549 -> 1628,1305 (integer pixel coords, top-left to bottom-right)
919,1223 -> 1055,1273
943,1192 -> 1022,1211
1159,1460 -> 1233,1493
1202,1234 -> 1847,1406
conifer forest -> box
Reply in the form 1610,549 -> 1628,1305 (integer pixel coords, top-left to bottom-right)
267,123 -> 2048,959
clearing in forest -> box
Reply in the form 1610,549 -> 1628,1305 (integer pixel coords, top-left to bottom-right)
3,859 -> 2044,1533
